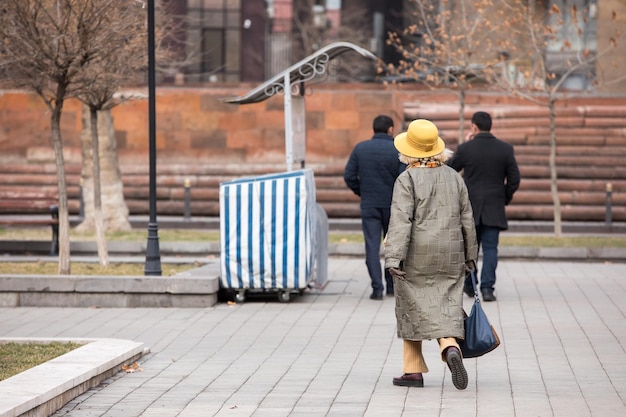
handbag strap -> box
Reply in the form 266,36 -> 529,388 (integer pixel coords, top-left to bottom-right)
469,269 -> 480,303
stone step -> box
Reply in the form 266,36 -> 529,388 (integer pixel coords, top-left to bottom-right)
0,167 -> 623,221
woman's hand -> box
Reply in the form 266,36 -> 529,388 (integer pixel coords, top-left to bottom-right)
388,267 -> 406,278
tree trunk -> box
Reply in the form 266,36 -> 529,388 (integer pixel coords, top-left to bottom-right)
49,95 -> 71,275
77,107 -> 131,233
548,99 -> 562,236
89,107 -> 109,266
458,87 -> 466,144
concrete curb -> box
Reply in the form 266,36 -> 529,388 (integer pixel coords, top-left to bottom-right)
0,262 -> 221,308
0,338 -> 147,417
0,275 -> 219,308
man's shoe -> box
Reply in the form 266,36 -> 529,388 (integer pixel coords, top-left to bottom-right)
386,289 -> 394,297
463,286 -> 475,298
445,347 -> 468,390
369,293 -> 383,300
481,289 -> 496,302
392,373 -> 424,387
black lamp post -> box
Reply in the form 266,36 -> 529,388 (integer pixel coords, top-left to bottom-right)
144,0 -> 162,276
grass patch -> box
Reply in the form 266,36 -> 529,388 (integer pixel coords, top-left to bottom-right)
2,226 -> 626,249
327,233 -> 626,247
106,229 -> 220,242
500,235 -> 626,248
0,341 -> 83,381
0,262 -> 199,276
328,233 -> 364,244
0,227 -> 220,242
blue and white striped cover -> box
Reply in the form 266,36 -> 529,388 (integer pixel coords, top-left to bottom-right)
219,169 -> 317,290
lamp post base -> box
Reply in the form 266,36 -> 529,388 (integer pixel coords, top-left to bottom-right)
144,222 -> 162,276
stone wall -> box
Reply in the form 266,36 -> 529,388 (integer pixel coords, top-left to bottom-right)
1,85 -> 404,166
0,85 -> 538,166
1,86 -> 625,222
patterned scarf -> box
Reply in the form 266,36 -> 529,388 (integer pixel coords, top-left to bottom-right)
407,158 -> 445,169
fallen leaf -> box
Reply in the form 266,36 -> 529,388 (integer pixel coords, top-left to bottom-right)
122,362 -> 143,373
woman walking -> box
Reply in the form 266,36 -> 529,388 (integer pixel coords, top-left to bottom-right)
384,119 -> 478,390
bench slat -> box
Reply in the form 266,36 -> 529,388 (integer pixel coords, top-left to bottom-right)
0,218 -> 58,225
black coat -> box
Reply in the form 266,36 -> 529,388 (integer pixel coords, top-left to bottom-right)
447,132 -> 520,230
344,133 -> 406,209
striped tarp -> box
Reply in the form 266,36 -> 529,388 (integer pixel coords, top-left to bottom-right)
219,169 -> 317,290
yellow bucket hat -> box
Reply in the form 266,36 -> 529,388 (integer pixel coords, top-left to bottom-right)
394,119 -> 445,158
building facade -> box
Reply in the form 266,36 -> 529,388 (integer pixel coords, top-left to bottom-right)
167,0 -> 625,93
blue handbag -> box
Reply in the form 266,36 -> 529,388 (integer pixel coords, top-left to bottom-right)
459,270 -> 500,358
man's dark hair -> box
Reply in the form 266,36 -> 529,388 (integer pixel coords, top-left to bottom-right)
373,115 -> 394,134
471,111 -> 492,132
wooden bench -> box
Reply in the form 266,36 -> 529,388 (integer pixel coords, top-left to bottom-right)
0,190 -> 59,255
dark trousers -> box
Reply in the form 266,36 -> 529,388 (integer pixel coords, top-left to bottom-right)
361,207 -> 393,295
473,225 -> 500,292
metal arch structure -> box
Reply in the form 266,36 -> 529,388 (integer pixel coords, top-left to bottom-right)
222,41 -> 377,171
222,41 -> 377,105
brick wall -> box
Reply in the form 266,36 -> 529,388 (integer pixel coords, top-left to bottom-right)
1,86 -> 625,221
0,85 -> 405,165
0,85 -> 538,166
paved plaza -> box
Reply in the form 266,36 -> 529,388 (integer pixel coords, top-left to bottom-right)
1,258 -> 626,417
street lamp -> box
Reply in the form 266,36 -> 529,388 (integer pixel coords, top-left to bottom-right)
144,0 -> 162,275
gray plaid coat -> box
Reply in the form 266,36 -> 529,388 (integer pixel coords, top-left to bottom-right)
384,165 -> 478,341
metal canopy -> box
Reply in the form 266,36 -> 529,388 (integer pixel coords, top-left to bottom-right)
222,41 -> 377,171
221,41 -> 377,104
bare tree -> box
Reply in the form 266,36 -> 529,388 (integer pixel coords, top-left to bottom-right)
493,1 -> 623,236
74,0 -> 173,266
0,0 -> 110,273
78,107 -> 129,267
291,0 -> 374,82
142,6 -> 209,83
333,3 -> 377,82
0,0 -> 173,271
72,1 -> 144,266
384,0 -> 517,142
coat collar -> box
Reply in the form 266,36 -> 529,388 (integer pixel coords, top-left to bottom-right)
372,132 -> 394,141
473,132 -> 496,140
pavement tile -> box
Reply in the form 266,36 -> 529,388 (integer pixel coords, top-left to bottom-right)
1,258 -> 626,416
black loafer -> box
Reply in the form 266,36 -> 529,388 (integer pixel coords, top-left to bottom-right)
463,286 -> 475,297
445,347 -> 468,390
369,293 -> 383,300
481,289 -> 496,302
392,373 -> 424,387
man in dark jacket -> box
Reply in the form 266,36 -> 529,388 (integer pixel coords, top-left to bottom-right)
344,115 -> 406,300
447,111 -> 520,301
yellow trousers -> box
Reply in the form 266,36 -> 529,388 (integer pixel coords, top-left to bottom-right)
402,338 -> 460,374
